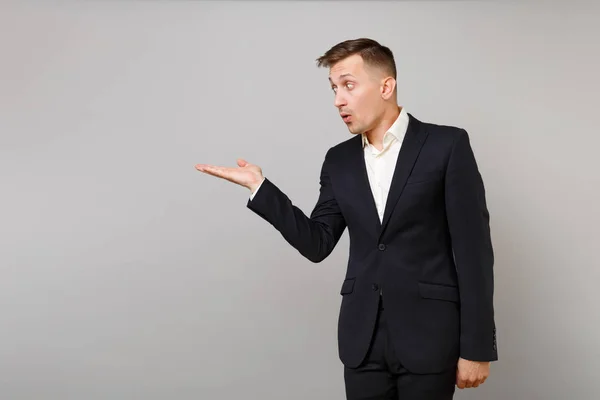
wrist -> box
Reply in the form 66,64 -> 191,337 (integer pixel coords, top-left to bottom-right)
248,176 -> 265,193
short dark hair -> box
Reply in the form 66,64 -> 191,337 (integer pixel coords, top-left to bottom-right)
316,38 -> 396,79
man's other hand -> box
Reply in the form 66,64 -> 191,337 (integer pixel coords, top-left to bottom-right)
195,159 -> 264,192
456,358 -> 490,389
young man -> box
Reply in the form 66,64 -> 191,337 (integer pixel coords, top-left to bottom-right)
196,38 -> 497,400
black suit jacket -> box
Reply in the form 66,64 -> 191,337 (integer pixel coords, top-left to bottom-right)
247,113 -> 497,374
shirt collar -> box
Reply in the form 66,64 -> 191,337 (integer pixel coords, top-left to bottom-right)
362,107 -> 409,149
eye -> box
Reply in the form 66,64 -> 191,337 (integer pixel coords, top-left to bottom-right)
346,82 -> 355,89
331,86 -> 337,93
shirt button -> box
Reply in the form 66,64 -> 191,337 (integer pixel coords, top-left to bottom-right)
378,243 -> 386,251
372,283 -> 379,291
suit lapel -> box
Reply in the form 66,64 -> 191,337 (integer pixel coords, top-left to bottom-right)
379,114 -> 427,238
348,135 -> 382,234
345,113 -> 427,238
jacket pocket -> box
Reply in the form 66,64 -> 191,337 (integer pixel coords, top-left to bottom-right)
418,282 -> 459,303
406,170 -> 442,185
340,278 -> 356,295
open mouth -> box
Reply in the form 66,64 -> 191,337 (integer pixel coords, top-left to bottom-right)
341,113 -> 352,123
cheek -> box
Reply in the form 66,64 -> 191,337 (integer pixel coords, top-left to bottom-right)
353,98 -> 367,118
355,101 -> 373,122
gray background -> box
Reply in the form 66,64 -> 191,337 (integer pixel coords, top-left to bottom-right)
1,1 -> 599,399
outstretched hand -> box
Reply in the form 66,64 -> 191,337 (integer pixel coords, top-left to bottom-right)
195,159 -> 264,192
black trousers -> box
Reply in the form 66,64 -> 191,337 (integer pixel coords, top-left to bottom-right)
343,297 -> 456,400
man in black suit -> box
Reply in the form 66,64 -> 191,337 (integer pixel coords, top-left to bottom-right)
196,38 -> 497,400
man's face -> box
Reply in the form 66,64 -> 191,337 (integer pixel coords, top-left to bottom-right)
328,54 -> 384,135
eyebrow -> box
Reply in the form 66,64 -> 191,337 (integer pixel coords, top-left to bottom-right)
329,73 -> 355,83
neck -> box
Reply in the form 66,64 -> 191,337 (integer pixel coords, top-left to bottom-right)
364,106 -> 401,151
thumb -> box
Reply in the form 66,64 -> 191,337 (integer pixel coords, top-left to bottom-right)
237,158 -> 249,167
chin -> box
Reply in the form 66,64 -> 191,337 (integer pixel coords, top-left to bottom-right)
346,124 -> 360,134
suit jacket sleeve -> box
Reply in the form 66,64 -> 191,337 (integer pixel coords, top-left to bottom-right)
444,129 -> 498,362
246,149 -> 347,263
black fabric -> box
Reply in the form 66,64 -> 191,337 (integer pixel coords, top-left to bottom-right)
344,297 -> 456,400
247,113 -> 497,385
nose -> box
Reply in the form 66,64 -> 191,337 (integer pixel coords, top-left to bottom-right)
334,92 -> 346,108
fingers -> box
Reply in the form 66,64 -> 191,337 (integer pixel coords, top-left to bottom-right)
456,377 -> 486,389
456,372 -> 488,389
195,159 -> 250,174
195,164 -> 217,174
456,369 -> 465,389
456,378 -> 473,389
456,359 -> 489,389
456,378 -> 479,389
195,164 -> 233,180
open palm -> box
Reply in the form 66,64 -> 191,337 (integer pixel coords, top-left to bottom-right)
195,159 -> 264,191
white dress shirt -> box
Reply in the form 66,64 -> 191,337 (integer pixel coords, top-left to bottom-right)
361,107 -> 409,221
250,107 -> 409,223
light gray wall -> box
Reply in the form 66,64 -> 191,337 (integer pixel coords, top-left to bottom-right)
1,1 -> 599,399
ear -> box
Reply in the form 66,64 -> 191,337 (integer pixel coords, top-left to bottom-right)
381,77 -> 396,100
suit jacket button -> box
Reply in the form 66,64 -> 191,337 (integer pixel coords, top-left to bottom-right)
372,283 -> 379,291
378,243 -> 386,251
